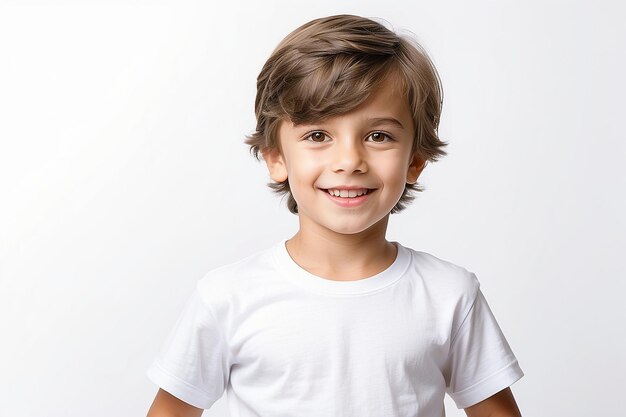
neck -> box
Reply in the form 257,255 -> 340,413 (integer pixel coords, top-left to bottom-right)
285,214 -> 397,281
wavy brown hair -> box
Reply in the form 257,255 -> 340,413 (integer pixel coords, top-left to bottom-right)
245,14 -> 448,214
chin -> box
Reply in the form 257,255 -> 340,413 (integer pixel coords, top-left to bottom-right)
327,221 -> 380,235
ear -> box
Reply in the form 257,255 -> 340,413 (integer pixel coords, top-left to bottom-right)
406,152 -> 427,184
261,147 -> 288,182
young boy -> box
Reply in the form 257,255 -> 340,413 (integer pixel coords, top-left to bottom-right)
146,14 -> 524,417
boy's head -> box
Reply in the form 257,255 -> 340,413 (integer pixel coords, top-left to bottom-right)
246,14 -> 448,215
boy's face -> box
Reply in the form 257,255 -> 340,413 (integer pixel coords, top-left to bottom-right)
263,77 -> 426,237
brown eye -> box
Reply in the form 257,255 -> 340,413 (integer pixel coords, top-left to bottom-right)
368,132 -> 391,142
307,131 -> 328,142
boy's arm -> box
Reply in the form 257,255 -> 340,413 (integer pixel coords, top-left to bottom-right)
146,388 -> 204,417
463,387 -> 521,417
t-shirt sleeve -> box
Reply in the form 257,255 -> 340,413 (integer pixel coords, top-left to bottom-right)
444,275 -> 524,409
146,284 -> 230,409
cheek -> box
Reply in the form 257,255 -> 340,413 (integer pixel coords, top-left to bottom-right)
378,156 -> 409,185
288,154 -> 321,181
285,153 -> 323,200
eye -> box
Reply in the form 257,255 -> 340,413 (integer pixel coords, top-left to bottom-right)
304,131 -> 330,143
366,132 -> 393,143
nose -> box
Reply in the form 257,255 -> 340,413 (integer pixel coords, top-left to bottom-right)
330,140 -> 368,174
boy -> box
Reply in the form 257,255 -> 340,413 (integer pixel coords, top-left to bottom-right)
146,14 -> 524,417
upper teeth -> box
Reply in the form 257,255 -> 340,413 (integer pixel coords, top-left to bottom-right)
327,189 -> 369,197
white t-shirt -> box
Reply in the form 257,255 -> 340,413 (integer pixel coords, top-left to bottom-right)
146,239 -> 523,416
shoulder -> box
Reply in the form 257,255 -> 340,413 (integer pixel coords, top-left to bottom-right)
400,244 -> 484,334
401,243 -> 481,302
195,242 -> 278,304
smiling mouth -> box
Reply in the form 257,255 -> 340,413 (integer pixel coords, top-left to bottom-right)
319,188 -> 377,198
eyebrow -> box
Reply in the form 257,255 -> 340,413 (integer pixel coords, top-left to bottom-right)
293,117 -> 406,130
365,117 -> 405,130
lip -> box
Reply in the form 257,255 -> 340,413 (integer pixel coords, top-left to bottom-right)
320,188 -> 375,208
320,185 -> 374,190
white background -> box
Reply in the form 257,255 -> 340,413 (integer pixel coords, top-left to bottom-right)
1,1 -> 624,416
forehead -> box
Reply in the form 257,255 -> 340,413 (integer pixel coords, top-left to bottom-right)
352,76 -> 412,122
291,75 -> 414,131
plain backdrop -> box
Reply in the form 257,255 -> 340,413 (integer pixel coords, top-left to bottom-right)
1,1 -> 624,416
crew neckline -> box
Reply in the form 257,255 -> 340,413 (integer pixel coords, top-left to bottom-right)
271,238 -> 412,296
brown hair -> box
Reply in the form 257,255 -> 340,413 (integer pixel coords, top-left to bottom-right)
245,14 -> 448,214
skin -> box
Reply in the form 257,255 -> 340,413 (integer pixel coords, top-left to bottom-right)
146,389 -> 203,417
263,76 -> 426,281
464,387 -> 522,417
146,77 -> 522,417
